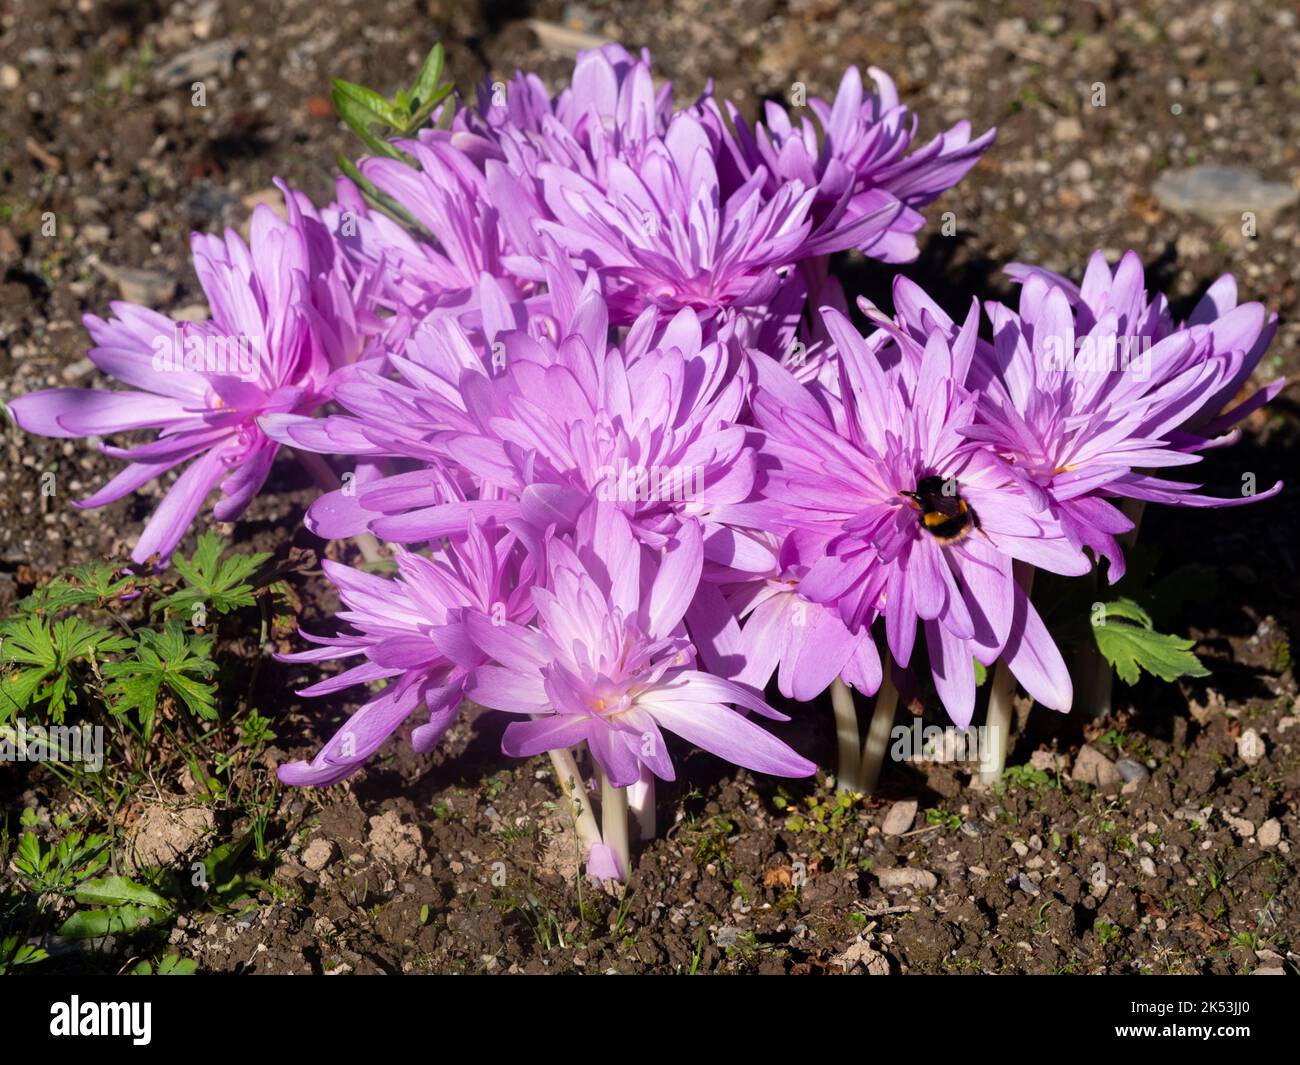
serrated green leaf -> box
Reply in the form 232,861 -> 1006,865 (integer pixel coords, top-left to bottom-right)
1,666 -> 51,719
15,832 -> 43,877
103,622 -> 218,735
1093,599 -> 1210,685
22,562 -> 137,612
1094,596 -> 1152,629
166,672 -> 218,720
105,672 -> 161,735
159,532 -> 270,617
0,614 -> 128,721
1,615 -> 57,666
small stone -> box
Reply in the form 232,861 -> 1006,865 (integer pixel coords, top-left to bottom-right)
1115,758 -> 1149,783
876,867 -> 937,892
126,802 -> 215,872
61,358 -> 96,382
172,303 -> 210,322
302,838 -> 335,871
832,940 -> 890,975
1053,117 -> 1083,142
714,925 -> 743,949
1153,166 -> 1299,224
1006,872 -> 1040,896
1071,744 -> 1123,789
881,799 -> 918,836
154,40 -> 237,87
1029,749 -> 1068,774
1257,819 -> 1282,849
1237,728 -> 1264,766
1227,816 -> 1255,839
367,810 -> 422,868
1251,966 -> 1286,976
242,187 -> 287,219
1139,857 -> 1157,877
1065,159 -> 1092,183
96,264 -> 176,306
1012,841 -> 1029,858
0,65 -> 19,91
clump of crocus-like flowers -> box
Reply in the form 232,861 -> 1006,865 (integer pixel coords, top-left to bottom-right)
8,43 -> 1283,881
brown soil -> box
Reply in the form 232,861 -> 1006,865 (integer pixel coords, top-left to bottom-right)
2,0 -> 1298,974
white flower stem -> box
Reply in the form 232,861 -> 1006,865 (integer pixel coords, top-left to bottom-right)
1077,499 -> 1146,720
979,565 -> 1036,784
547,745 -> 603,864
600,768 -> 631,881
831,676 -> 862,794
293,449 -> 383,564
858,671 -> 899,795
978,658 -> 1018,785
627,763 -> 656,842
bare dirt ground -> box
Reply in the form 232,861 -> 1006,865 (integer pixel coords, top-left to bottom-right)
1,0 -> 1298,973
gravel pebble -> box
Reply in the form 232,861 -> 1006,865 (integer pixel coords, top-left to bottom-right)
876,867 -> 938,892
880,799 -> 918,836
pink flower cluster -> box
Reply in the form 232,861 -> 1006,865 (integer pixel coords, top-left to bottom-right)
9,44 -> 1282,878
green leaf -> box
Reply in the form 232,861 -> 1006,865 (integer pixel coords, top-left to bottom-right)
20,562 -> 137,612
1093,598 -> 1211,685
74,876 -> 172,911
1095,597 -> 1151,628
14,832 -> 43,877
166,671 -> 219,720
134,953 -> 196,976
973,659 -> 988,687
159,532 -> 271,617
1,937 -> 48,968
409,43 -> 446,110
104,623 -> 217,735
107,673 -> 161,735
1,666 -> 51,720
336,153 -> 426,233
330,85 -> 408,162
157,953 -> 198,975
0,614 -> 129,721
330,78 -> 402,129
59,905 -> 167,939
1,615 -> 58,667
200,833 -> 252,893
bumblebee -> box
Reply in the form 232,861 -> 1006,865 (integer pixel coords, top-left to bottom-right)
900,475 -> 981,545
